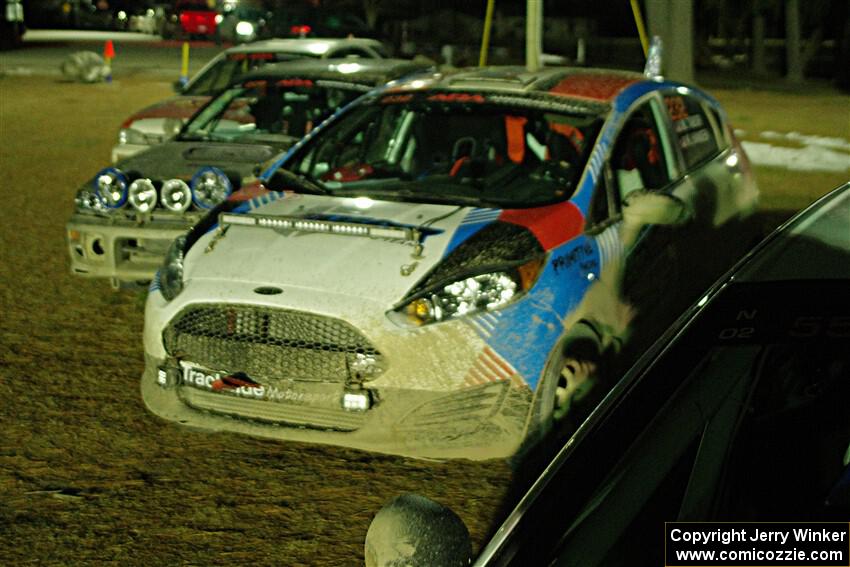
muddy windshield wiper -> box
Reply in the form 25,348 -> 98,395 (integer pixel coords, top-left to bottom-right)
265,167 -> 329,196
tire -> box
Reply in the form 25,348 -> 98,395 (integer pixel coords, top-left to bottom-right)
522,322 -> 607,456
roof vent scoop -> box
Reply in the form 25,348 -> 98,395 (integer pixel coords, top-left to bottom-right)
643,35 -> 664,79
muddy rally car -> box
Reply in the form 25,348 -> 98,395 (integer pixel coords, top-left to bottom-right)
67,58 -> 427,288
142,66 -> 759,459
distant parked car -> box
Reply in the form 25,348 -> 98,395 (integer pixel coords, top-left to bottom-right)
160,0 -> 218,40
112,37 -> 390,163
140,65 -> 759,460
67,58 -> 430,288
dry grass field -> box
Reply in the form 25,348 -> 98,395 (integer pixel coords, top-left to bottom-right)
0,72 -> 847,565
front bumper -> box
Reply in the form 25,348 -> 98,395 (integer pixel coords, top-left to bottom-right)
141,284 -> 535,460
66,212 -> 201,285
142,353 -> 532,460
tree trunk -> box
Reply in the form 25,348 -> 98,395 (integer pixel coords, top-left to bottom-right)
646,0 -> 694,83
785,0 -> 803,83
752,12 -> 766,76
363,0 -> 380,30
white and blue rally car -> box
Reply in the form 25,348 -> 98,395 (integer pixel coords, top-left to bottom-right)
141,66 -> 759,459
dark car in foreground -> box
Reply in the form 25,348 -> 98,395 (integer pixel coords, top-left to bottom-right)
365,182 -> 850,566
67,58 -> 428,287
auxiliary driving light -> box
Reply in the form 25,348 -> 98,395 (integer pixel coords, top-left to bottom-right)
341,389 -> 372,412
128,178 -> 158,213
191,166 -> 232,209
161,179 -> 192,212
94,167 -> 128,208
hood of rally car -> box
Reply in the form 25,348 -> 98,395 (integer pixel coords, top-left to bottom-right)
183,194 -> 507,304
114,140 -> 287,183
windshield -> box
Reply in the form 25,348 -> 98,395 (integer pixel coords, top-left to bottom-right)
181,78 -> 367,143
285,93 -> 603,208
184,53 -> 304,96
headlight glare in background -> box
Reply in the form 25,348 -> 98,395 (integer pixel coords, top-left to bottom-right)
235,21 -> 254,37
93,167 -> 128,208
128,178 -> 158,213
191,166 -> 232,209
161,179 -> 192,212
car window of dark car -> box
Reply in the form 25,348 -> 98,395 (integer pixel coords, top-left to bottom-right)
663,93 -> 722,170
609,99 -> 672,204
482,315 -> 732,565
713,341 -> 850,521
550,345 -> 757,566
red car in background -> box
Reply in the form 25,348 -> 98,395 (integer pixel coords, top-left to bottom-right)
162,0 -> 219,39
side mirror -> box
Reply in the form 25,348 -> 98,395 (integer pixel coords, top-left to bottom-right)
622,189 -> 691,227
620,190 -> 691,249
365,494 -> 473,567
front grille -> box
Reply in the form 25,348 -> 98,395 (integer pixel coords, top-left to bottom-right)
163,304 -> 383,385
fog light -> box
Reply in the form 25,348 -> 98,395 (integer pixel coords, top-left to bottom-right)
161,179 -> 192,212
341,389 -> 372,412
128,178 -> 158,212
156,366 -> 179,388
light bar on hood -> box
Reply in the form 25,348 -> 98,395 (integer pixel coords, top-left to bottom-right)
219,213 -> 419,242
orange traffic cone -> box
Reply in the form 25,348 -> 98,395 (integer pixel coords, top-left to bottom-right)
103,40 -> 115,82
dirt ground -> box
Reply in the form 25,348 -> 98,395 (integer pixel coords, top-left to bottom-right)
0,75 -> 514,566
1,72 -> 847,565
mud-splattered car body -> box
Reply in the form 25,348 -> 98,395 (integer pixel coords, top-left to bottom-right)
141,66 -> 759,459
68,58 -> 426,287
112,37 -> 389,163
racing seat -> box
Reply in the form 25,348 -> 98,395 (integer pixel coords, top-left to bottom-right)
614,119 -> 666,200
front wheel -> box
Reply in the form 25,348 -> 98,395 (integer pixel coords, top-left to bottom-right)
529,323 -> 607,444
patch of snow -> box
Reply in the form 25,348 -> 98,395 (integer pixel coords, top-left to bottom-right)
759,130 -> 850,152
742,141 -> 850,172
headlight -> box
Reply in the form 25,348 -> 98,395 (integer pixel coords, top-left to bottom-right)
93,167 -> 128,208
128,178 -> 158,213
118,127 -> 147,146
161,179 -> 192,212
159,234 -> 187,301
235,20 -> 254,37
191,166 -> 232,209
394,257 -> 544,326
